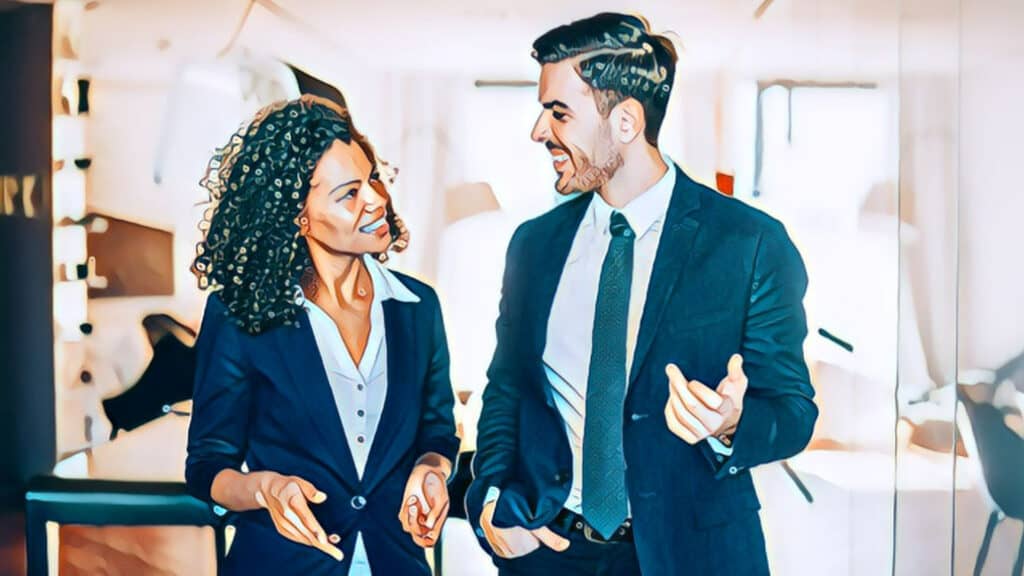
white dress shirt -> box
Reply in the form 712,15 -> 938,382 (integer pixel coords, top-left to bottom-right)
304,254 -> 420,576
542,157 -> 730,515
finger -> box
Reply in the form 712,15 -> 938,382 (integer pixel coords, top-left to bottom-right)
668,390 -> 713,439
269,510 -> 308,544
408,503 -> 422,534
532,526 -> 570,552
288,493 -> 328,546
292,476 -> 327,504
665,400 -> 701,443
481,508 -> 512,558
426,499 -> 450,541
727,354 -> 745,382
423,474 -> 447,529
280,496 -> 316,543
665,363 -> 688,386
670,380 -> 713,436
311,538 -> 345,562
399,495 -> 415,532
687,378 -> 724,410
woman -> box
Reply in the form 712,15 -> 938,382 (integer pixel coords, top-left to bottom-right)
186,95 -> 459,575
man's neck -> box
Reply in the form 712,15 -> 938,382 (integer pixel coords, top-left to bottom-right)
598,145 -> 668,209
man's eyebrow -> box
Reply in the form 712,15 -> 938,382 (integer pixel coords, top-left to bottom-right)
542,100 -> 571,111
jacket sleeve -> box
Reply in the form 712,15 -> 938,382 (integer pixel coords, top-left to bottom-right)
185,294 -> 252,503
415,288 -> 461,468
465,224 -> 528,542
709,220 -> 818,479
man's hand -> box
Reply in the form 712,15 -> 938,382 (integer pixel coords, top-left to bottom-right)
479,499 -> 570,559
664,354 -> 748,444
399,455 -> 451,548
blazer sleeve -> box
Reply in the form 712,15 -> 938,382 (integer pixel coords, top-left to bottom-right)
415,289 -> 461,468
712,220 -> 818,479
465,224 -> 527,537
185,294 -> 252,503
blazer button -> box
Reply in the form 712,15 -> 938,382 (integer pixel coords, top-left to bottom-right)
728,466 -> 739,475
351,495 -> 367,510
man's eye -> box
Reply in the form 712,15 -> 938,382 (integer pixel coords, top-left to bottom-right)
552,111 -> 567,121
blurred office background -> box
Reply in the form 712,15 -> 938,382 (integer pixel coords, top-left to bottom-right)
1,0 -> 1022,574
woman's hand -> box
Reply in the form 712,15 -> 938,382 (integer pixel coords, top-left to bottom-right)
399,454 -> 451,548
250,471 -> 344,561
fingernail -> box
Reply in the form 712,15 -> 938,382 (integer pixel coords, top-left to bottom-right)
313,491 -> 327,503
407,496 -> 417,505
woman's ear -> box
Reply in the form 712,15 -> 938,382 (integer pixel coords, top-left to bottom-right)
296,210 -> 310,236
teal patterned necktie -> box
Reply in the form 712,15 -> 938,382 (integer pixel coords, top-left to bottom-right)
582,210 -> 634,539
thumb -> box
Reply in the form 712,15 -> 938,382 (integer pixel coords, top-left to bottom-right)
727,354 -> 745,383
532,526 -> 570,552
293,476 -> 327,504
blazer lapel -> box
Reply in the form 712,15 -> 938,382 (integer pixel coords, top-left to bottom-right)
360,298 -> 417,492
530,195 -> 593,407
279,316 -> 360,488
628,166 -> 703,389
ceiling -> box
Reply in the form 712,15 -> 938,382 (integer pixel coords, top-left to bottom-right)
72,0 -> 959,82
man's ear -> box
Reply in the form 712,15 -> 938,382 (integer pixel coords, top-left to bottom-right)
612,98 -> 646,145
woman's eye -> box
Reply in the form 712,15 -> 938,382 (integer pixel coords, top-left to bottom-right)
336,189 -> 356,202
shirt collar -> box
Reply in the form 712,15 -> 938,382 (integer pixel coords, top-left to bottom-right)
585,154 -> 676,238
362,254 -> 421,304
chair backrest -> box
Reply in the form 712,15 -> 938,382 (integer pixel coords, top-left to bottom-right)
957,384 -> 1024,520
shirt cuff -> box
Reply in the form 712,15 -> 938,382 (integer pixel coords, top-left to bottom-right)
484,486 -> 502,505
707,435 -> 734,457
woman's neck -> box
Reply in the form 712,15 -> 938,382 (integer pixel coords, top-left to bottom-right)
306,247 -> 372,310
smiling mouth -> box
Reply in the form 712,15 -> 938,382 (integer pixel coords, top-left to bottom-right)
359,217 -> 388,236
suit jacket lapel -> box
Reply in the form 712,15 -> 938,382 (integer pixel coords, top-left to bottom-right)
361,298 -> 416,492
279,316 -> 361,488
628,166 -> 703,389
529,195 -> 593,408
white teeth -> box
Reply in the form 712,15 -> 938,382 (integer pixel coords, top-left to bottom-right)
360,218 -> 385,233
553,154 -> 569,163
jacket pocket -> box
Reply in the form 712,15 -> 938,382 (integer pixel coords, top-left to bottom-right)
692,489 -> 761,530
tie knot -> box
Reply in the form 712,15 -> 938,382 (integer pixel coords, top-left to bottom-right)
609,212 -> 634,239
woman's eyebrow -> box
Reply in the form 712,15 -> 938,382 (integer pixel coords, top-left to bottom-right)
329,179 -> 361,196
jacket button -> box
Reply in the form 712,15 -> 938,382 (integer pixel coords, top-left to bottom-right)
475,527 -> 485,538
351,495 -> 367,510
728,466 -> 739,475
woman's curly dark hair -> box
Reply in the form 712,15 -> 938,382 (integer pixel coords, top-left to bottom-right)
192,94 -> 400,335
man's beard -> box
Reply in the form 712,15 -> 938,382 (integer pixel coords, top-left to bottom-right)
557,129 -> 623,194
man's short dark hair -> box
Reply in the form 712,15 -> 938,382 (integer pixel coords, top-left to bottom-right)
532,12 -> 678,147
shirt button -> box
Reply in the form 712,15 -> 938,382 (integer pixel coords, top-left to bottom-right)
357,409 -> 365,417
351,495 -> 367,510
357,435 -> 366,443
357,384 -> 364,391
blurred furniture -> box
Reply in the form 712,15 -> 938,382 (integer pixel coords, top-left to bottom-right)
82,213 -> 174,297
957,376 -> 1024,576
102,314 -> 197,438
25,476 -> 226,575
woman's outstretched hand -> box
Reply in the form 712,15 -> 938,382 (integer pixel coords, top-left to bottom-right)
251,471 -> 344,561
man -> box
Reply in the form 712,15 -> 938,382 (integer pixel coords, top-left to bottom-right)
466,12 -> 818,576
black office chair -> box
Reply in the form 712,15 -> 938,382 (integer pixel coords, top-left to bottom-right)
102,314 -> 197,438
957,378 -> 1024,576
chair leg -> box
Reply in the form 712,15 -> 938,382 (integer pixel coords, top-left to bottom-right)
1013,523 -> 1024,576
214,524 -> 227,574
433,530 -> 443,576
974,510 -> 1000,576
24,503 -> 48,576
